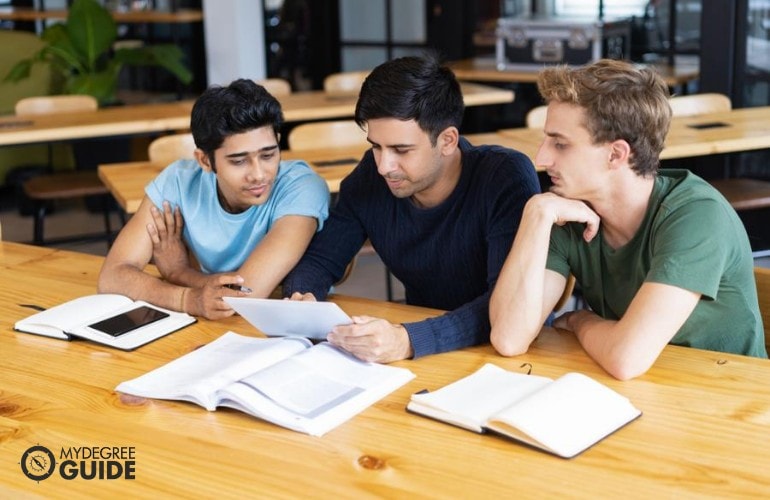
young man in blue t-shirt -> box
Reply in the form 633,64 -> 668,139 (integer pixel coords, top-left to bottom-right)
98,79 -> 329,319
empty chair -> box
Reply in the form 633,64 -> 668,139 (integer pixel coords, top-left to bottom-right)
668,93 -> 732,117
323,71 -> 369,98
287,120 -> 368,151
15,95 -> 98,115
17,95 -> 114,246
525,105 -> 548,128
668,93 -> 770,215
755,267 -> 770,349
255,78 -> 292,97
148,133 -> 197,167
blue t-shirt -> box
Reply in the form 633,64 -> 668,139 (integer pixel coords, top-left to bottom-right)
145,159 -> 329,273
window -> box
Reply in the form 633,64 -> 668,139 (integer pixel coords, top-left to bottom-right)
554,0 -> 648,18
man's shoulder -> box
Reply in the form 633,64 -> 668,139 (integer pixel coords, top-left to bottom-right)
657,169 -> 729,209
153,159 -> 206,187
462,141 -> 535,179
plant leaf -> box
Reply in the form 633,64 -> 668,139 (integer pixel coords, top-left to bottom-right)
67,68 -> 121,104
67,0 -> 117,70
3,60 -> 33,83
114,45 -> 193,84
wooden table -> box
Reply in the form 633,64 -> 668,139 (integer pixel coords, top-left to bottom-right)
497,105 -> 770,164
0,7 -> 204,23
98,148 -> 361,214
0,83 -> 513,147
449,56 -> 700,89
98,132 -> 533,214
1,240 -> 769,496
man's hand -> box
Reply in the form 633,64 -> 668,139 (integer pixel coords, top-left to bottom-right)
185,274 -> 250,320
288,291 -> 317,301
147,201 -> 190,283
327,315 -> 413,363
533,193 -> 601,242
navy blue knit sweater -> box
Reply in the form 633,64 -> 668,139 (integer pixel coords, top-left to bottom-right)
283,137 -> 540,357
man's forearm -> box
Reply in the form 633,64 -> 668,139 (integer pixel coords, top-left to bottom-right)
404,293 -> 491,357
490,202 -> 555,355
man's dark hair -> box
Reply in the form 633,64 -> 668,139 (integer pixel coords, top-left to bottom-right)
354,54 -> 464,145
190,79 -> 284,164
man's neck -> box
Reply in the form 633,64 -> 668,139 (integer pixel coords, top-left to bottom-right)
596,175 -> 656,249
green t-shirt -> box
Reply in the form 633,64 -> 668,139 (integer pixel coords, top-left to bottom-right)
546,169 -> 767,358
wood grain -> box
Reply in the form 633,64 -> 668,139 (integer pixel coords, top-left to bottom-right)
1,241 -> 769,496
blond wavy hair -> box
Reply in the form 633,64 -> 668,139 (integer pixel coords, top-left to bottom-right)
537,59 -> 671,176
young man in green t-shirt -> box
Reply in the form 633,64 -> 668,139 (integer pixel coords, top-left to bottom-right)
490,59 -> 767,380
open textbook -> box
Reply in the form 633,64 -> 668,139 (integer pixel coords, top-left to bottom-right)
407,363 -> 641,458
14,294 -> 195,350
116,331 -> 415,436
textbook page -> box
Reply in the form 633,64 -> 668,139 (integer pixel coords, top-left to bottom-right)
116,332 -> 311,409
218,342 -> 415,436
487,372 -> 642,458
407,364 -> 551,432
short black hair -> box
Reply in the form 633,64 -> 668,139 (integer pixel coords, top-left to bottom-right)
354,54 -> 464,145
190,79 -> 284,162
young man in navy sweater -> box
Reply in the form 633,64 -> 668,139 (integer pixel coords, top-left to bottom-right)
283,54 -> 539,362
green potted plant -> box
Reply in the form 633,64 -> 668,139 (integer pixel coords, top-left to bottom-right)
3,0 -> 193,105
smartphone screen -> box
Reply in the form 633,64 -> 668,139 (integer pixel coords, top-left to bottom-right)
88,306 -> 169,337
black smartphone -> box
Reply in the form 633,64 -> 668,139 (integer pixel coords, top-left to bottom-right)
88,306 -> 169,337
687,121 -> 730,130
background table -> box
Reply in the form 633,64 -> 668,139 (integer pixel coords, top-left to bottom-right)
98,132 -> 536,214
449,56 -> 700,90
498,105 -> 770,163
0,83 -> 513,147
1,241 -> 769,497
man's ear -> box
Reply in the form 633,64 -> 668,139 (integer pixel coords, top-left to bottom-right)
195,149 -> 213,173
438,126 -> 459,155
608,139 -> 631,168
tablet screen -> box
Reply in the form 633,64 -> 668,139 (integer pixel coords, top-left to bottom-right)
88,306 -> 169,337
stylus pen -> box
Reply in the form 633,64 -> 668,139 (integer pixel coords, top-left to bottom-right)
225,284 -> 253,293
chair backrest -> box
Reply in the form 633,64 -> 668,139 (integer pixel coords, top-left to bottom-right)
754,267 -> 770,349
255,78 -> 292,97
288,120 -> 368,151
148,133 -> 197,166
668,93 -> 732,117
525,105 -> 548,128
15,95 -> 98,116
323,71 -> 370,98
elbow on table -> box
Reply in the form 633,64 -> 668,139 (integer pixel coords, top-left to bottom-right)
490,325 -> 535,357
600,352 -> 656,381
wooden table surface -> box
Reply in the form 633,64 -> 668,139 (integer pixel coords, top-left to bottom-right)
98,132 -> 534,214
0,241 -> 769,496
0,7 -> 204,23
98,150 -> 360,214
498,105 -> 770,163
0,83 -> 513,147
449,56 -> 700,88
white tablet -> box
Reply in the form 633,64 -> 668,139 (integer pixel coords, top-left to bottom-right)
224,297 -> 353,340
